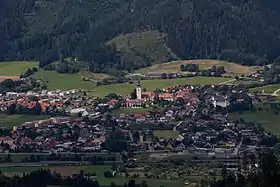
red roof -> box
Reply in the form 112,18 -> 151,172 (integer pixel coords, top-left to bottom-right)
20,137 -> 33,143
0,137 -> 13,141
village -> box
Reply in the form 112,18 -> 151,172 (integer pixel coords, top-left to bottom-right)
0,80 -> 275,163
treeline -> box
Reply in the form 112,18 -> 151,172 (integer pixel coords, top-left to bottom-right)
205,153 -> 280,187
0,169 -> 150,187
0,78 -> 45,93
2,0 -> 280,73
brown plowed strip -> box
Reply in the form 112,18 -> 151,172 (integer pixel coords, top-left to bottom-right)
0,76 -> 20,82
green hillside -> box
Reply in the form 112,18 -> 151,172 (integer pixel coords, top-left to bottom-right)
2,0 -> 280,73
108,30 -> 178,69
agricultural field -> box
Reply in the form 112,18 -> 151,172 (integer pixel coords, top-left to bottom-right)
91,76 -> 230,97
138,59 -> 259,76
249,84 -> 280,94
1,165 -> 187,187
153,130 -> 180,139
0,114 -> 49,129
33,71 -> 97,90
229,106 -> 280,136
0,61 -> 38,76
0,61 -> 38,82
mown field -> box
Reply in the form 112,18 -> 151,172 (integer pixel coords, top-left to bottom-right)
229,106 -> 280,136
249,84 -> 280,94
153,130 -> 180,139
138,59 -> 259,76
1,165 -> 187,187
0,114 -> 49,129
33,71 -> 96,90
0,61 -> 38,76
91,77 -> 230,97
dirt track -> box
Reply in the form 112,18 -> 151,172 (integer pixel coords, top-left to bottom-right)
0,76 -> 20,82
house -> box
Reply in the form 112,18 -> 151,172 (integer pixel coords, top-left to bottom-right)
0,137 -> 13,146
176,142 -> 186,151
70,108 -> 87,115
211,95 -> 229,108
159,93 -> 174,101
124,99 -> 143,108
165,110 -> 174,118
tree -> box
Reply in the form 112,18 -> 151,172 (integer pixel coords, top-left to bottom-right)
180,64 -> 185,71
111,163 -> 117,171
128,180 -> 136,187
6,103 -> 16,115
211,65 -> 217,72
140,180 -> 148,187
130,89 -> 137,99
217,66 -> 225,74
161,73 -> 167,79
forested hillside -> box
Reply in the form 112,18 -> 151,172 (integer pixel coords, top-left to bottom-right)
1,0 -> 280,73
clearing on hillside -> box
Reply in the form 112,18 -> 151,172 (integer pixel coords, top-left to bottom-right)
0,61 -> 38,76
108,30 -> 178,66
138,59 -> 259,76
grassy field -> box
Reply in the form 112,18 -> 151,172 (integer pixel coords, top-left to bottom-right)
1,165 -> 187,187
34,71 -> 96,90
0,61 -> 38,76
115,108 -> 151,115
229,108 -> 280,136
153,130 -> 180,139
138,59 -> 259,76
91,77 -> 230,96
249,84 -> 280,94
0,114 -> 49,129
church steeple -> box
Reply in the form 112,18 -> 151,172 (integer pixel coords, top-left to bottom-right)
136,81 -> 142,100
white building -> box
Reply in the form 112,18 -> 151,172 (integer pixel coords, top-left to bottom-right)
211,95 -> 229,108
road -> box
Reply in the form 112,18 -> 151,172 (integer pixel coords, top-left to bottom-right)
173,121 -> 183,132
273,88 -> 280,96
218,79 -> 236,85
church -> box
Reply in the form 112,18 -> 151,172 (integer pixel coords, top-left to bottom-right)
123,82 -> 155,108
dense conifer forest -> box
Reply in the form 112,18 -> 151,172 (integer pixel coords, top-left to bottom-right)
1,0 -> 280,73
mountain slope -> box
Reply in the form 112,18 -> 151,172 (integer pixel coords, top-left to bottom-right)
107,30 -> 178,70
1,0 -> 280,73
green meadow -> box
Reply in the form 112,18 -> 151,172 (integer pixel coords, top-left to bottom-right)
0,61 -> 38,76
1,165 -> 187,187
91,77 -> 230,97
0,114 -> 49,129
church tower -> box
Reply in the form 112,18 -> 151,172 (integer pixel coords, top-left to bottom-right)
136,81 -> 142,100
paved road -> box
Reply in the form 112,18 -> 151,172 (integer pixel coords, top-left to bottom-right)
273,88 -> 280,96
173,121 -> 183,132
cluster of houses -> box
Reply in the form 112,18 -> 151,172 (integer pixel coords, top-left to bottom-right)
0,84 -> 270,159
0,117 -> 108,153
0,89 -> 118,117
124,83 -> 199,108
